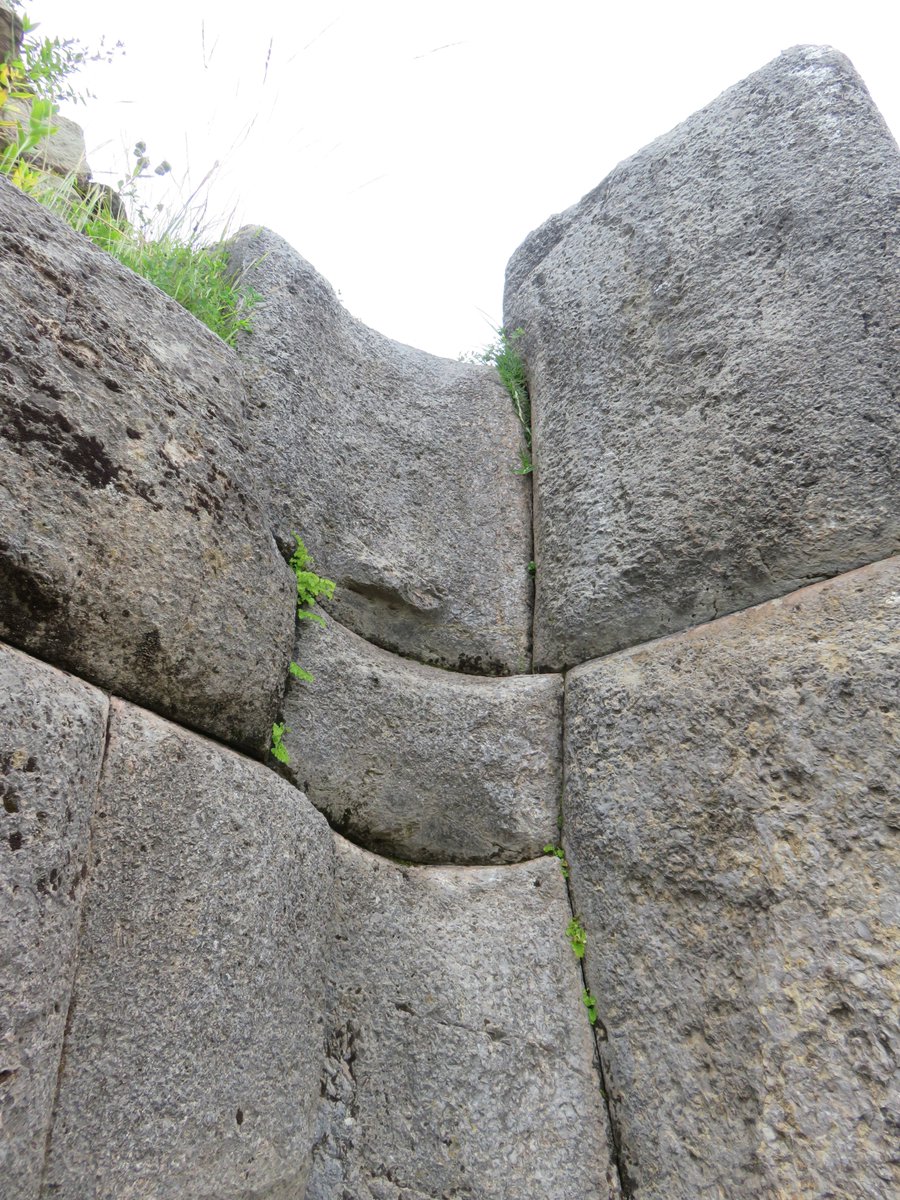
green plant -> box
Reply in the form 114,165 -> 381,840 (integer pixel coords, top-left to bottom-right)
582,988 -> 599,1026
289,662 -> 314,682
464,327 -> 532,473
0,11 -> 256,347
290,533 -> 336,622
542,843 -> 568,878
528,560 -> 536,577
566,916 -> 587,960
270,721 -> 290,764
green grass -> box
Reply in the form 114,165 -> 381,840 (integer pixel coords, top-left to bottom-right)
1,8 -> 257,346
464,327 -> 533,473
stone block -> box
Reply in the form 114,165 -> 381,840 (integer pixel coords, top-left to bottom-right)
228,227 -> 533,674
0,176 -> 295,753
307,837 -> 619,1199
283,615 -> 562,863
0,642 -> 107,1200
43,699 -> 335,1198
564,558 -> 900,1198
506,46 -> 900,669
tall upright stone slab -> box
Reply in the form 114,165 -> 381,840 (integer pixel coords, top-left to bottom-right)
228,228 -> 533,674
43,700 -> 335,1199
0,644 -> 107,1200
506,46 -> 900,669
0,176 -> 295,754
308,838 -> 620,1199
563,559 -> 900,1199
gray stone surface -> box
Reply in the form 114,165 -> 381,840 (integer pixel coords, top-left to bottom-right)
228,227 -> 533,675
564,558 -> 900,1199
0,0 -> 23,64
307,837 -> 620,1200
43,698 -> 335,1199
0,643 -> 107,1200
505,46 -> 900,670
284,614 -> 562,864
0,175 -> 295,753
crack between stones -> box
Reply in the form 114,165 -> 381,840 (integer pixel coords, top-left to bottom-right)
559,668 -> 633,1200
37,694 -> 114,1199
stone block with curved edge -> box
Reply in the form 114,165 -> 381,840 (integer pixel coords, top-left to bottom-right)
43,698 -> 335,1199
0,176 -> 296,754
227,226 -> 533,675
282,614 -> 562,865
0,643 -> 108,1200
505,46 -> 900,670
307,836 -> 620,1200
563,558 -> 900,1199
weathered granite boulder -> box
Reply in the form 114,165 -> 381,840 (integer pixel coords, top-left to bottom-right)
0,0 -> 23,64
563,558 -> 900,1199
308,837 -> 620,1199
0,644 -> 107,1200
43,698 -> 335,1198
283,614 -> 562,864
227,227 -> 533,674
0,175 -> 295,753
506,46 -> 900,670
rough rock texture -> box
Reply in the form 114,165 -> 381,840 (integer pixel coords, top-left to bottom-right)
307,837 -> 619,1199
43,699 -> 335,1199
0,644 -> 107,1200
564,559 -> 900,1199
0,176 -> 295,753
0,0 -> 23,63
505,46 -> 900,670
228,227 -> 533,675
284,614 -> 562,864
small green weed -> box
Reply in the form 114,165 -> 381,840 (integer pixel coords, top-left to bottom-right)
463,327 -> 532,473
289,662 -> 314,682
528,560 -> 536,577
566,916 -> 587,960
290,533 -> 335,623
582,988 -> 599,1026
542,843 -> 568,878
270,721 -> 290,764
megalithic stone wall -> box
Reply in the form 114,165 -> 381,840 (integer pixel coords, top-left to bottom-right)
1,36 -> 898,1200
505,45 -> 900,671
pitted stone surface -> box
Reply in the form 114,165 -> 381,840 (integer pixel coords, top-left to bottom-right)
307,838 -> 619,1200
284,615 -> 562,864
505,46 -> 900,670
228,227 -> 533,674
0,643 -> 107,1200
564,559 -> 900,1199
44,699 -> 335,1199
0,176 -> 295,754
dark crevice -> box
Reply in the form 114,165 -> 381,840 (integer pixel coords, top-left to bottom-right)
559,669 -> 633,1198
37,696 -> 113,1197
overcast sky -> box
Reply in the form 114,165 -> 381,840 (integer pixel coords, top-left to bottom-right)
25,1 -> 900,358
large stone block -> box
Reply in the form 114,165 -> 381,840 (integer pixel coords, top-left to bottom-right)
283,615 -> 562,864
564,558 -> 900,1198
43,699 -> 335,1198
0,176 -> 295,754
505,46 -> 900,669
0,643 -> 107,1200
307,837 -> 620,1199
228,227 -> 533,674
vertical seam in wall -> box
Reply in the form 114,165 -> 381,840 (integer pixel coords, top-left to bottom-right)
559,669 -> 632,1199
37,694 -> 114,1198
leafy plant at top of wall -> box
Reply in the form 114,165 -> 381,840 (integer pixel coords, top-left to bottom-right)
0,8 -> 258,346
463,327 -> 533,474
270,534 -> 336,766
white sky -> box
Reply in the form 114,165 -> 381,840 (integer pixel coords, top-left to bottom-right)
24,0 -> 900,358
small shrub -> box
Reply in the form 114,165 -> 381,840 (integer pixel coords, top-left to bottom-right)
463,327 -> 532,473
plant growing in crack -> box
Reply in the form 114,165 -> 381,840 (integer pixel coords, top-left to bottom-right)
582,988 -> 599,1026
462,326 -> 532,474
566,916 -> 587,960
543,843 -> 569,879
270,533 -> 336,767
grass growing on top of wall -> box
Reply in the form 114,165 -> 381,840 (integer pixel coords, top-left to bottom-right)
0,7 -> 257,346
